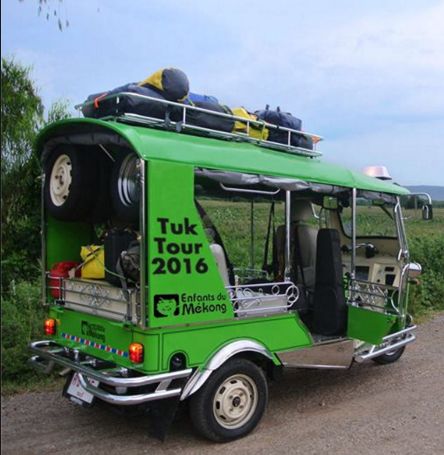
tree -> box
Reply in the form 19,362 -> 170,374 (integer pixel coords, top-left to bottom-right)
19,0 -> 69,31
1,57 -> 69,291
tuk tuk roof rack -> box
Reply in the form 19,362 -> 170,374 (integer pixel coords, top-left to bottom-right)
75,93 -> 323,158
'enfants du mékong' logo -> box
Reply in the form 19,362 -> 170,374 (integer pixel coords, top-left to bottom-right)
154,294 -> 180,317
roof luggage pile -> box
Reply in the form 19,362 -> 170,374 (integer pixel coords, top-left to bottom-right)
80,67 -> 321,156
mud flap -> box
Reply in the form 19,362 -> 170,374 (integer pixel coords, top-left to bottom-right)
147,396 -> 181,441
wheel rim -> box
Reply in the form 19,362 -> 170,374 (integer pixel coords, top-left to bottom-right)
49,154 -> 72,206
212,374 -> 258,430
117,154 -> 140,208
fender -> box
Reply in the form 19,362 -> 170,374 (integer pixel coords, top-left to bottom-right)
180,339 -> 275,400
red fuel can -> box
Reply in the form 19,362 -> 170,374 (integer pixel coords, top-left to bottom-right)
48,262 -> 80,299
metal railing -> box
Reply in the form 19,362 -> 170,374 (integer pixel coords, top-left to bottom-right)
226,281 -> 299,317
349,278 -> 399,314
75,92 -> 323,158
47,275 -> 140,323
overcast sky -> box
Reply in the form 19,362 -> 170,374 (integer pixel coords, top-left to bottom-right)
2,0 -> 444,185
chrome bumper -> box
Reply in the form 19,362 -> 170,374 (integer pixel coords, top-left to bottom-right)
29,340 -> 192,406
354,325 -> 417,363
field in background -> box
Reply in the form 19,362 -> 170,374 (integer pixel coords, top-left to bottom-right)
200,200 -> 444,268
200,200 -> 444,318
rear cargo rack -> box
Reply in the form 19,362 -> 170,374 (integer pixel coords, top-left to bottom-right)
75,93 -> 323,158
47,274 -> 140,324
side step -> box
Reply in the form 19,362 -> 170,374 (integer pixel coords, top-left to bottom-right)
354,325 -> 417,363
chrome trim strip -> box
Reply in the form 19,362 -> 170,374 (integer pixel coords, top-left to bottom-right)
283,364 -> 349,370
354,325 -> 417,363
354,333 -> 416,362
278,339 -> 354,369
285,190 -> 291,280
180,339 -> 274,400
139,159 -> 147,328
351,188 -> 357,281
78,374 -> 182,405
382,324 -> 416,341
219,182 -> 280,196
41,172 -> 47,306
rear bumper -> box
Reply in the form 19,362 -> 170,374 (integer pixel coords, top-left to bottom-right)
29,340 -> 192,406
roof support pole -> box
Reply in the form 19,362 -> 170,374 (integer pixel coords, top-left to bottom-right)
351,188 -> 357,280
285,191 -> 291,280
250,200 -> 255,270
41,171 -> 47,307
139,159 -> 147,329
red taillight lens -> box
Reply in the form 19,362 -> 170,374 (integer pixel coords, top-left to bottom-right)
44,318 -> 56,336
129,343 -> 144,363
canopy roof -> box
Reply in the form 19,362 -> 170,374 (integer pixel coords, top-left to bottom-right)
36,118 -> 409,196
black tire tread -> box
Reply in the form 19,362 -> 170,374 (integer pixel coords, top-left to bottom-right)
372,346 -> 405,364
189,358 -> 268,442
44,145 -> 98,221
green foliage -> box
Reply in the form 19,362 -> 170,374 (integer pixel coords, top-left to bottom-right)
1,58 -> 69,291
0,57 -> 70,387
408,234 -> 444,316
1,281 -> 46,381
1,57 -> 43,170
199,200 -> 285,271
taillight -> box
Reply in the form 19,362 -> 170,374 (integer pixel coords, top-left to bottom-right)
44,318 -> 56,336
129,342 -> 144,363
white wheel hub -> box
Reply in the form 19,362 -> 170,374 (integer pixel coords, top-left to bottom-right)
213,374 -> 258,429
49,154 -> 72,206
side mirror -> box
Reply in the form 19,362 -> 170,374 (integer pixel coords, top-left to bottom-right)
422,204 -> 433,220
408,262 -> 422,279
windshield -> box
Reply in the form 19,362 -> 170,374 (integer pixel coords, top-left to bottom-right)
340,197 -> 397,238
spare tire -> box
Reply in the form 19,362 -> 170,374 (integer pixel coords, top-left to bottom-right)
44,145 -> 97,221
90,148 -> 114,223
110,151 -> 141,224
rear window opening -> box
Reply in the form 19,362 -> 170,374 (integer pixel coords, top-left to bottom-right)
43,142 -> 144,323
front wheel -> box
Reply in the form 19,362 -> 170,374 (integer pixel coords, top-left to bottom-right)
189,358 -> 268,442
372,346 -> 405,364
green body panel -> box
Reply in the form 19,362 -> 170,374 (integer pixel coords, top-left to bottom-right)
49,306 -> 138,370
50,306 -> 312,373
147,161 -> 233,327
156,313 -> 312,370
46,216 -> 94,268
347,305 -> 398,345
36,118 -> 409,196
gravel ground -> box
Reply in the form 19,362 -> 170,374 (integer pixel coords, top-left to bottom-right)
2,313 -> 443,455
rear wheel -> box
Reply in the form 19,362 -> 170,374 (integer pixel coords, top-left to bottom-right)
372,346 -> 405,364
189,358 -> 268,442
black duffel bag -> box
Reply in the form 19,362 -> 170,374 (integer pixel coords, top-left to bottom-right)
255,105 -> 313,150
186,101 -> 234,133
82,83 -> 170,120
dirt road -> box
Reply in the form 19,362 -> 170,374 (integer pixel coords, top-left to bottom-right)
2,313 -> 443,455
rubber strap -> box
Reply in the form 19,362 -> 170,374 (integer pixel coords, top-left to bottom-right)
293,224 -> 306,288
262,201 -> 275,273
93,92 -> 108,109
